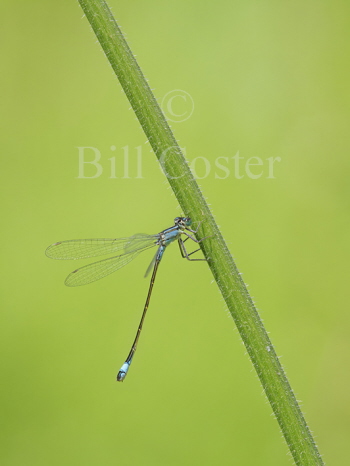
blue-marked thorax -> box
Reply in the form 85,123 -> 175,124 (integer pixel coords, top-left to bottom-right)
163,228 -> 180,245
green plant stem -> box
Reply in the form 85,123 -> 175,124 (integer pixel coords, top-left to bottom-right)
77,1 -> 324,464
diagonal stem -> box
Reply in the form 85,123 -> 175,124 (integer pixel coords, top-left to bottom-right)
77,1 -> 324,464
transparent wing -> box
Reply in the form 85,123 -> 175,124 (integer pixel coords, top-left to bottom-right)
65,245 -> 156,287
144,250 -> 158,278
46,234 -> 157,260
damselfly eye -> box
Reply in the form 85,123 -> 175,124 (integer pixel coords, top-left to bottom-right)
174,217 -> 191,226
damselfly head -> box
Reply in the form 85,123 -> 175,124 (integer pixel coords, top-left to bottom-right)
174,217 -> 192,228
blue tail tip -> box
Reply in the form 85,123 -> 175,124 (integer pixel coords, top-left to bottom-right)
117,362 -> 130,382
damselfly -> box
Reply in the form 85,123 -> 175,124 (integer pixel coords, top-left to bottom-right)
46,217 -> 209,381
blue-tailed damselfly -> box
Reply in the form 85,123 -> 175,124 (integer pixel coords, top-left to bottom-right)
46,217 -> 209,381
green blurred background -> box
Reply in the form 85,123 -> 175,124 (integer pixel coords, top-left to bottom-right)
1,0 -> 349,464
